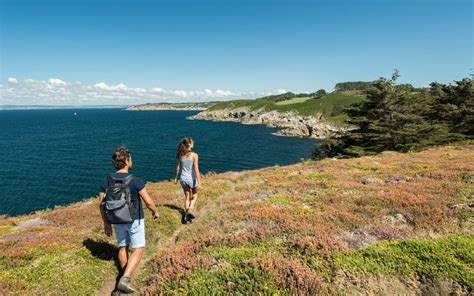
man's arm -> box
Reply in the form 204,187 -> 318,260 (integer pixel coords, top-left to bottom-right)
139,187 -> 159,220
98,192 -> 112,237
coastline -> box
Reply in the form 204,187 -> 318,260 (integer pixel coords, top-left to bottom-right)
126,103 -> 208,111
1,108 -> 317,218
188,107 -> 349,139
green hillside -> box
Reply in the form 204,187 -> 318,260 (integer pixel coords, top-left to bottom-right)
208,92 -> 364,120
1,144 -> 472,294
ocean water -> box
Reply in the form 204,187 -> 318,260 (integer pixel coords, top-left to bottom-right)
0,109 -> 319,216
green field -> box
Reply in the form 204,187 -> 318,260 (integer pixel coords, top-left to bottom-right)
274,96 -> 311,105
208,92 -> 364,120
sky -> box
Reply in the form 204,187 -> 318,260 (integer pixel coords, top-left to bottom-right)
0,0 -> 472,105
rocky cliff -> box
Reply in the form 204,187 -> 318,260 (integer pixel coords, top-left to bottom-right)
188,107 -> 347,138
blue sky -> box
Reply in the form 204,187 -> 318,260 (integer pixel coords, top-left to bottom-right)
0,0 -> 472,105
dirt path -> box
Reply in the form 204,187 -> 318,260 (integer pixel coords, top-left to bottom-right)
95,197 -> 220,296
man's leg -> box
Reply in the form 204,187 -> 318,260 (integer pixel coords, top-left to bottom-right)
116,220 -> 145,294
118,246 -> 128,272
114,224 -> 129,274
122,247 -> 144,276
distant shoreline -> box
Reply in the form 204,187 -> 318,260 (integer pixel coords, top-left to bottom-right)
126,102 -> 211,111
0,105 -> 127,110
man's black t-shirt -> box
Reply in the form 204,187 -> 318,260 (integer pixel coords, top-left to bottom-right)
100,172 -> 145,220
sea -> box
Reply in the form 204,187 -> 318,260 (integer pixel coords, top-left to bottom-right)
0,108 -> 320,216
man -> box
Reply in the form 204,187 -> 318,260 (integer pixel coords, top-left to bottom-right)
99,146 -> 159,294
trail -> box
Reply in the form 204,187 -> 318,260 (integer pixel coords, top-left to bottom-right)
96,217 -> 192,296
95,192 -> 223,296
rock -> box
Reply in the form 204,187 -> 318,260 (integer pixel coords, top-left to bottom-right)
420,277 -> 467,296
380,213 -> 408,227
386,175 -> 413,184
361,177 -> 384,185
80,200 -> 95,208
254,189 -> 277,199
340,226 -> 404,249
210,259 -> 232,271
449,203 -> 473,210
188,107 -> 349,139
13,217 -> 52,230
227,281 -> 237,291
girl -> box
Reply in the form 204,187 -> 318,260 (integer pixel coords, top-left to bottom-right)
174,137 -> 201,223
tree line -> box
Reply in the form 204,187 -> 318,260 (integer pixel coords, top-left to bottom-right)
258,89 -> 327,102
313,73 -> 473,159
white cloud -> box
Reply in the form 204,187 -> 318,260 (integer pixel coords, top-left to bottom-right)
7,77 -> 18,84
172,90 -> 188,97
94,82 -> 129,91
216,89 -> 233,96
277,88 -> 287,94
48,78 -> 67,86
0,77 -> 271,106
151,87 -> 164,93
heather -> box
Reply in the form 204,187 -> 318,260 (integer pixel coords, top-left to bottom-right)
1,143 -> 473,294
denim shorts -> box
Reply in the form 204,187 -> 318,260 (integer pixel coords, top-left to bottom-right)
180,178 -> 198,189
114,219 -> 145,248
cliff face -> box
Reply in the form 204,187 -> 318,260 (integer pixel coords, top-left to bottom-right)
189,107 -> 347,138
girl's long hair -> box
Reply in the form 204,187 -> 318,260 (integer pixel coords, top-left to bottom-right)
176,137 -> 193,160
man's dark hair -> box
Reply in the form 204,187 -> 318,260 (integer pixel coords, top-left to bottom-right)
112,146 -> 131,169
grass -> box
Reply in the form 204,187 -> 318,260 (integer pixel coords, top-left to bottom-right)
163,266 -> 282,295
1,144 -> 473,294
0,244 -> 114,294
207,92 -> 365,120
274,97 -> 311,105
331,234 -> 474,290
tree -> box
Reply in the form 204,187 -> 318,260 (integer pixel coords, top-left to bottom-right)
310,89 -> 326,99
313,73 -> 472,159
334,81 -> 374,92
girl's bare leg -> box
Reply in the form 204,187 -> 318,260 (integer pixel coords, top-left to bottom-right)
183,188 -> 191,211
189,188 -> 198,210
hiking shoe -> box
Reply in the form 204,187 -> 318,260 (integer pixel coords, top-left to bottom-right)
184,210 -> 190,223
186,211 -> 195,223
117,276 -> 136,294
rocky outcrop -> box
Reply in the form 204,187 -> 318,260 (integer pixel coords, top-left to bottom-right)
188,107 -> 348,139
126,104 -> 207,111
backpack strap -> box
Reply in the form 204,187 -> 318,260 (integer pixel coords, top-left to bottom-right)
106,175 -> 115,186
107,174 -> 134,185
122,174 -> 135,186
120,174 -> 135,206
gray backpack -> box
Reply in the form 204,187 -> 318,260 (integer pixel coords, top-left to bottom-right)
103,175 -> 136,224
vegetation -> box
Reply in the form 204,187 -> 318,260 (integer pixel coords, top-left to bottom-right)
331,234 -> 474,290
143,143 -> 473,295
274,96 -> 311,105
257,92 -> 310,102
310,88 -> 327,99
315,73 -> 473,159
2,143 -> 471,294
335,81 -> 374,92
208,92 -> 364,119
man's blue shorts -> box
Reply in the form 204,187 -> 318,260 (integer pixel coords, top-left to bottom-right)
114,219 -> 145,249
